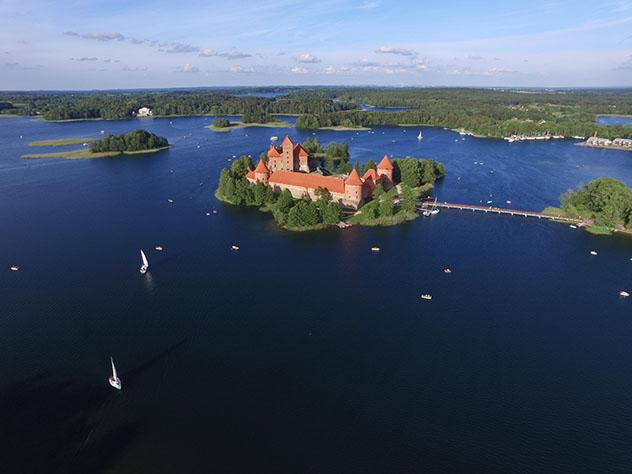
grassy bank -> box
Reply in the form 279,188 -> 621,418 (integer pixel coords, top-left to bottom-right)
22,146 -> 170,160
348,210 -> 418,226
207,120 -> 291,132
28,138 -> 96,147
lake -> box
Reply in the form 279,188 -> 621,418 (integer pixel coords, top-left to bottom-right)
597,115 -> 632,127
2,116 -> 632,473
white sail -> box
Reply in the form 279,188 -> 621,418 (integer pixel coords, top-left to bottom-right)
417,131 -> 423,140
111,357 -> 117,379
140,250 -> 149,268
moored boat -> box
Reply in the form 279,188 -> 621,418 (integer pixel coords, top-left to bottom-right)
420,294 -> 432,300
140,249 -> 149,274
109,357 -> 122,390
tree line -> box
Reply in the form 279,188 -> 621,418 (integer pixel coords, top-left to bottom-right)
560,178 -> 632,229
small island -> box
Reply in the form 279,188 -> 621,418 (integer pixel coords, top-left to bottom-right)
544,178 -> 632,235
28,138 -> 96,147
207,116 -> 290,132
22,130 -> 170,159
215,135 -> 444,231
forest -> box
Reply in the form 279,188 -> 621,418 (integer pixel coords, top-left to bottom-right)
2,87 -> 631,139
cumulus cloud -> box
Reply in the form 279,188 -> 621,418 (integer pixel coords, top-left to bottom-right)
324,65 -> 355,74
72,57 -> 98,62
230,65 -> 255,73
291,66 -> 309,74
181,63 -> 200,73
375,46 -> 415,56
294,53 -> 320,63
199,49 -> 252,59
483,67 -> 516,76
64,31 -> 125,41
165,43 -> 200,54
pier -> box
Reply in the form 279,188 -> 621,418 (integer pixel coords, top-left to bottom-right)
418,199 -> 582,223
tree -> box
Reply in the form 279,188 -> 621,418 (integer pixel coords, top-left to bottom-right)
379,194 -> 395,217
213,117 -> 230,128
400,184 -> 417,213
287,201 -> 321,227
314,186 -> 331,202
322,201 -> 342,224
253,182 -> 267,206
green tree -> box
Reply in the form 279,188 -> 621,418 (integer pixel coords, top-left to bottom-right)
379,194 -> 395,217
400,184 -> 417,213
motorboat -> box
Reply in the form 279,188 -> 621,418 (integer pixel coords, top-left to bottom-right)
619,291 -> 630,298
10,266 -> 19,271
420,294 -> 432,300
590,251 -> 598,256
231,245 -> 240,251
371,247 -> 381,252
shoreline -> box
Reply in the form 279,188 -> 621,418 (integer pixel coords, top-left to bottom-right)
576,142 -> 632,152
207,120 -> 291,132
22,145 -> 171,160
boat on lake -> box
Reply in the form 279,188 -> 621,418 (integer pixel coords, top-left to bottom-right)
371,247 -> 381,252
109,357 -> 122,390
590,251 -> 598,256
619,290 -> 630,298
10,265 -> 19,271
417,131 -> 423,141
421,294 -> 432,300
231,245 -> 240,251
139,249 -> 149,274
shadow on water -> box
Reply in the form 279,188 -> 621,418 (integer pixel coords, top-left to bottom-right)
0,339 -> 187,474
0,374 -> 137,474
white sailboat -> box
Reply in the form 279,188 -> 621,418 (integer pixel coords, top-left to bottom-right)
430,197 -> 440,215
139,249 -> 149,274
109,357 -> 122,390
417,130 -> 423,141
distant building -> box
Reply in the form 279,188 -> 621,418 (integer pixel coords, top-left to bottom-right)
586,136 -> 612,147
246,136 -> 394,209
137,107 -> 153,117
613,138 -> 632,147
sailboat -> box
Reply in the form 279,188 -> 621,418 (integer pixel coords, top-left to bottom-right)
109,357 -> 122,390
430,197 -> 440,215
417,130 -> 423,141
139,249 -> 149,274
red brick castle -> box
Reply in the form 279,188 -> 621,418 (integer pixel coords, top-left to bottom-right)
246,136 -> 394,209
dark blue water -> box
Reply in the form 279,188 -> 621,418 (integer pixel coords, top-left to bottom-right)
2,117 -> 632,473
358,103 -> 414,112
597,115 -> 632,127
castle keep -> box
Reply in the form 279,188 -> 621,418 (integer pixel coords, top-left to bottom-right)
246,136 -> 393,209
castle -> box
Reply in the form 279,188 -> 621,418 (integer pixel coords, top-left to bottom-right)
245,136 -> 394,209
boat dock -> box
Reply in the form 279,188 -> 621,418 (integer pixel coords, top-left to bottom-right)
418,199 -> 582,223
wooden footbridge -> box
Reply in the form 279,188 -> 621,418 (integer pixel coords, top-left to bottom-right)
418,199 -> 582,223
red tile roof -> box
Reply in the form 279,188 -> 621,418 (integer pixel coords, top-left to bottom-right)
363,168 -> 379,182
294,144 -> 309,157
254,159 -> 269,174
267,145 -> 281,158
377,154 -> 394,170
282,136 -> 293,147
345,168 -> 363,186
268,171 -> 346,194
246,169 -> 255,180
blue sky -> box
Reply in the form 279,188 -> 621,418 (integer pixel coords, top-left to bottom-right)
1,0 -> 631,89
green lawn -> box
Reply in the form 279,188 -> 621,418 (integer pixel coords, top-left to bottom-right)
28,138 -> 96,147
206,120 -> 291,132
22,146 -> 170,159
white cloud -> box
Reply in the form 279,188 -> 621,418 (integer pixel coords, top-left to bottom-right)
295,53 -> 320,63
200,49 -> 252,59
375,46 -> 415,56
181,63 -> 199,73
291,66 -> 309,74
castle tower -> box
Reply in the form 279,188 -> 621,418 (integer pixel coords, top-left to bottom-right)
281,136 -> 294,171
377,154 -> 394,183
254,159 -> 270,185
295,144 -> 310,173
267,145 -> 282,172
344,168 -> 364,208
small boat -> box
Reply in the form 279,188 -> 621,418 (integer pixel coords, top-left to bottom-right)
371,247 -> 381,252
590,251 -> 598,256
443,268 -> 452,274
270,136 -> 278,142
155,246 -> 163,251
417,131 -> 423,141
430,197 -> 440,215
206,212 -> 211,216
231,245 -> 240,251
10,266 -> 19,272
619,290 -> 630,298
167,199 -> 174,203
109,357 -> 122,390
569,225 -> 577,229
420,294 -> 432,300
506,200 -> 512,204
212,209 -> 218,214
139,249 -> 149,274
100,130 -> 105,134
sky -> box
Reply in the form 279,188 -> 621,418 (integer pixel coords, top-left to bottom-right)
1,0 -> 632,90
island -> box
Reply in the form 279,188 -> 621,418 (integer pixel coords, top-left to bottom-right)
28,138 -> 96,147
207,117 -> 290,132
544,178 -> 632,235
215,135 -> 444,231
22,130 -> 170,159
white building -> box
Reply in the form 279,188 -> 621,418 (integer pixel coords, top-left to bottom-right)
613,138 -> 632,147
137,107 -> 153,117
